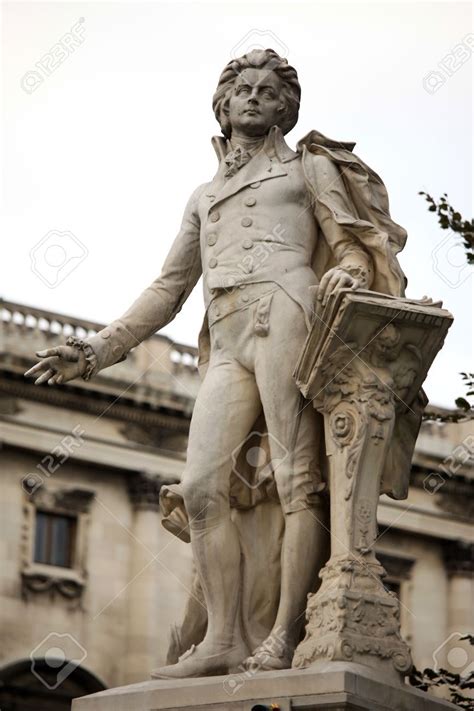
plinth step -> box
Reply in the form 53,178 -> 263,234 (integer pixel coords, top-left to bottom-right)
72,663 -> 458,711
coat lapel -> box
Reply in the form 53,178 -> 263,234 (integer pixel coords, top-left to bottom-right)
206,150 -> 288,214
204,127 -> 298,217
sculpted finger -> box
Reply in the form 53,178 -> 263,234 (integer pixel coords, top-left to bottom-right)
36,346 -> 78,362
25,360 -> 52,377
36,348 -> 61,358
48,372 -> 63,385
326,274 -> 355,302
34,368 -> 54,385
322,273 -> 344,305
336,275 -> 353,292
317,272 -> 332,301
25,364 -> 41,377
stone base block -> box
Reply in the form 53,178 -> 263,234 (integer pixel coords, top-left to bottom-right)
72,662 -> 458,711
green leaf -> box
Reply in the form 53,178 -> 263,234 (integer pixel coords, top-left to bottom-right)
455,397 -> 471,411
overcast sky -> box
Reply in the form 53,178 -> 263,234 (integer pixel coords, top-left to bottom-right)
2,0 -> 473,407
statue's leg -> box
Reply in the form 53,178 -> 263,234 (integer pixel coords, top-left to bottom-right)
244,407 -> 329,670
244,290 -> 330,670
152,356 -> 262,679
270,505 -> 329,651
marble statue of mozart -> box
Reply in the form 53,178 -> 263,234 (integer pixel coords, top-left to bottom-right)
26,49 -> 419,679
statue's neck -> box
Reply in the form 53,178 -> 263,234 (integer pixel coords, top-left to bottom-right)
229,133 -> 265,153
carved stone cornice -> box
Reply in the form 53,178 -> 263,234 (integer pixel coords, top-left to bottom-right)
119,422 -> 188,453
443,541 -> 474,576
436,491 -> 474,520
28,485 -> 95,514
0,394 -> 23,415
127,472 -> 171,512
411,466 -> 473,497
21,569 -> 85,602
377,552 -> 415,581
0,372 -> 191,433
409,467 -> 474,520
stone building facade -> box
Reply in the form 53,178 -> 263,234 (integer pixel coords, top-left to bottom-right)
0,299 -> 472,709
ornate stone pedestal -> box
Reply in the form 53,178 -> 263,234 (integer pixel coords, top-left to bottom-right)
292,289 -> 453,683
72,663 -> 458,710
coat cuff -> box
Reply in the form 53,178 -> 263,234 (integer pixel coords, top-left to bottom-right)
65,336 -> 99,381
84,327 -> 129,378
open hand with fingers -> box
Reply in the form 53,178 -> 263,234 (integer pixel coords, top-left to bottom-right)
316,267 -> 364,309
24,345 -> 87,386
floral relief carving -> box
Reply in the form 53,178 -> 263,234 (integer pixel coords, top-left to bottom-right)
293,558 -> 412,674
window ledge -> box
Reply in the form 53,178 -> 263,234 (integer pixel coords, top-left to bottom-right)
22,564 -> 85,599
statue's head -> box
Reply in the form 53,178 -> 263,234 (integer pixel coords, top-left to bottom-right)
213,49 -> 301,139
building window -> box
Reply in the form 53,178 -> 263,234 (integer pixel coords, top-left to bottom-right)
34,511 -> 76,568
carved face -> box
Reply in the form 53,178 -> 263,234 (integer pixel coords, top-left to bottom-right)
228,68 -> 285,137
370,325 -> 400,366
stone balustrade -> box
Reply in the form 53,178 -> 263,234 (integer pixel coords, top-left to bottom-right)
0,299 -> 200,402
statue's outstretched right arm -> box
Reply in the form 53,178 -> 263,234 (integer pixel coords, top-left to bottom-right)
25,185 -> 205,385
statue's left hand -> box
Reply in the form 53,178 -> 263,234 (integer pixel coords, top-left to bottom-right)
317,267 -> 362,308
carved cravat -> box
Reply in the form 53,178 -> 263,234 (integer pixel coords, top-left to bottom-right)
224,145 -> 253,178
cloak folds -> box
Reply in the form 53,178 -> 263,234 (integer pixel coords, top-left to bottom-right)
297,129 -> 408,297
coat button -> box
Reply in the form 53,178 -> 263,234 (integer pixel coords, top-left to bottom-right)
242,294 -> 249,303
214,305 -> 221,317
101,330 -> 111,339
241,217 -> 253,227
207,233 -> 217,246
244,197 -> 256,207
113,345 -> 122,356
242,238 -> 253,249
210,211 -> 220,222
250,181 -> 261,189
209,257 -> 218,268
223,275 -> 236,289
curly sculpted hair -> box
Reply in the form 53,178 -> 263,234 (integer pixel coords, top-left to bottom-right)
212,48 -> 301,138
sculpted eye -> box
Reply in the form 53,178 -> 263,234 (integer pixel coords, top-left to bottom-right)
237,86 -> 251,95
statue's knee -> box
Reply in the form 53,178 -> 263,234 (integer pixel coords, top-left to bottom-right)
274,464 -> 327,514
